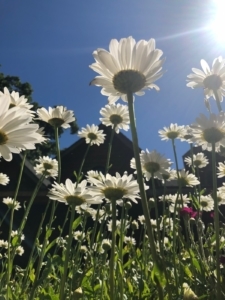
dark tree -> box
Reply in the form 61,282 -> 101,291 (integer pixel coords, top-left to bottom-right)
0,66 -> 79,163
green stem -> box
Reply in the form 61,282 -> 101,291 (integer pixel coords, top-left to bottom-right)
77,143 -> 91,182
55,126 -> 61,183
127,91 -> 163,299
7,151 -> 27,299
59,202 -> 76,300
105,125 -> 115,174
109,199 -> 116,300
21,200 -> 51,296
214,90 -> 223,113
212,142 -> 221,299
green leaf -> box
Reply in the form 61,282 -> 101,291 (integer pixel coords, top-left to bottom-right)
29,268 -> 35,282
72,216 -> 82,230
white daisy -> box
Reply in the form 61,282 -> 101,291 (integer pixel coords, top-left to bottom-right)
0,240 -> 8,249
161,168 -> 176,183
107,219 -> 130,232
48,179 -> 102,206
86,170 -> 104,185
181,125 -> 194,143
15,246 -> 24,256
165,194 -> 190,214
124,236 -> 136,246
164,194 -> 191,205
217,161 -> 225,178
101,239 -> 111,251
158,124 -> 185,141
34,156 -> 58,178
138,215 -> 145,225
184,153 -> 209,168
199,195 -> 214,211
36,106 -> 75,128
0,173 -> 9,185
174,170 -> 200,187
100,103 -> 130,133
90,36 -> 165,103
130,149 -> 172,180
0,94 -> 42,161
215,191 -> 225,206
73,231 -> 85,241
78,124 -> 105,146
88,172 -> 145,203
131,220 -> 139,230
11,230 -> 25,240
187,57 -> 225,102
0,87 -> 34,116
190,113 -> 225,151
3,197 -> 21,210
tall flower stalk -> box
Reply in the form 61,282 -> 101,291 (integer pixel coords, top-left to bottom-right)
212,142 -> 221,300
7,151 -> 27,300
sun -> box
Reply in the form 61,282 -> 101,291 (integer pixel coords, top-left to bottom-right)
210,0 -> 225,44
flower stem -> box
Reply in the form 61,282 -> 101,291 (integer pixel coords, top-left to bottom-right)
105,125 -> 115,174
127,91 -> 164,298
109,199 -> 116,300
77,143 -> 91,182
7,151 -> 27,299
54,126 -> 61,183
214,90 -> 223,113
212,142 -> 221,299
59,202 -> 76,300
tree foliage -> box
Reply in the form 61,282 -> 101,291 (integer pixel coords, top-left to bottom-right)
0,67 -> 79,163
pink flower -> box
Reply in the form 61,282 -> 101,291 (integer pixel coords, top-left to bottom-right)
180,207 -> 198,218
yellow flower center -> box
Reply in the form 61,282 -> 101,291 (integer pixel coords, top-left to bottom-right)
109,114 -> 123,125
166,131 -> 179,139
203,127 -> 224,143
193,160 -> 202,167
88,132 -> 97,140
66,195 -> 86,206
177,177 -> 188,187
9,103 -> 16,109
200,200 -> 208,208
103,187 -> 126,201
48,118 -> 64,127
0,130 -> 8,145
203,74 -> 222,90
43,162 -> 53,170
113,70 -> 146,94
144,162 -> 160,174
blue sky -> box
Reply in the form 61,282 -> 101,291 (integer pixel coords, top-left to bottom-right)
1,0 -> 225,168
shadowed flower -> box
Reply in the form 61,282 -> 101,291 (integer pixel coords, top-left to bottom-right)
37,106 -> 75,128
187,57 -> 225,102
131,149 -> 172,180
100,103 -> 130,133
191,113 -> 225,151
174,170 -> 199,187
90,36 -> 165,103
78,124 -> 105,146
